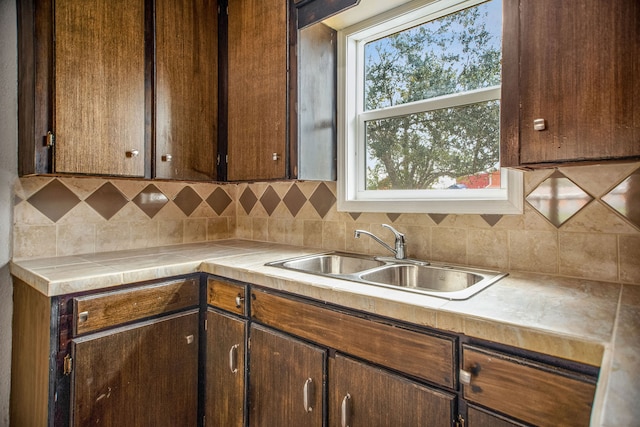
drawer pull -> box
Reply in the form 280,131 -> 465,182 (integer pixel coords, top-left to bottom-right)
78,311 -> 89,323
341,393 -> 351,427
459,369 -> 472,385
303,378 -> 314,412
229,344 -> 239,374
185,335 -> 194,345
235,294 -> 245,308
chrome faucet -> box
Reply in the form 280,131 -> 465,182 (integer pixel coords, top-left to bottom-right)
354,224 -> 406,260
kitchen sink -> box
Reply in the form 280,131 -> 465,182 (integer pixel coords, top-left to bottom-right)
266,252 -> 507,300
358,264 -> 483,292
279,253 -> 385,275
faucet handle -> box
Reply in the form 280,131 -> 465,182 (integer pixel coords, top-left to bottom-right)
381,224 -> 406,259
381,224 -> 404,240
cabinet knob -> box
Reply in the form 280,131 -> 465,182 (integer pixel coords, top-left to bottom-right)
235,294 -> 245,308
126,149 -> 140,158
161,154 -> 172,162
459,369 -> 472,385
78,311 -> 89,323
533,118 -> 546,131
272,152 -> 280,161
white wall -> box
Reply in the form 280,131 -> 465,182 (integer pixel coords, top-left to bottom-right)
0,0 -> 18,424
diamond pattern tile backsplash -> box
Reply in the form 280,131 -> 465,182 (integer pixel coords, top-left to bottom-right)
13,161 -> 640,285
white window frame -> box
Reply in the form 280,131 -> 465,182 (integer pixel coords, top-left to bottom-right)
336,0 -> 523,214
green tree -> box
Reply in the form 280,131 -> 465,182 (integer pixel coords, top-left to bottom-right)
364,1 -> 501,190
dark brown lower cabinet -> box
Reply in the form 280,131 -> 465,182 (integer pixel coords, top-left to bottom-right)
462,344 -> 597,427
466,405 -> 527,427
206,308 -> 247,427
248,324 -> 325,427
329,354 -> 455,426
70,310 -> 199,426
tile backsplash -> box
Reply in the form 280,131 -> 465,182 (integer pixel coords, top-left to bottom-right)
13,161 -> 640,285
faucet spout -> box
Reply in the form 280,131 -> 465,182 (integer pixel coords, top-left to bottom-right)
354,224 -> 406,260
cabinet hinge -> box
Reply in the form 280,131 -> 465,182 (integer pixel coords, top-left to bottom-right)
63,354 -> 73,375
45,131 -> 55,148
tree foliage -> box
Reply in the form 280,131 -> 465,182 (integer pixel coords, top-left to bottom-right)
364,1 -> 501,190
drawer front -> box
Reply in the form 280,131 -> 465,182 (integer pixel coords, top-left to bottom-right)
251,288 -> 456,388
73,277 -> 199,335
462,345 -> 597,427
207,278 -> 247,315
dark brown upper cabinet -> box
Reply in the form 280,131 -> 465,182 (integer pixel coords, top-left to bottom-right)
54,0 -> 147,177
501,0 -> 640,168
18,0 -> 218,180
155,0 -> 218,180
226,0 -> 289,181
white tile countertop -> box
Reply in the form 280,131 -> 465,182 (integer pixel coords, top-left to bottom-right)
10,239 -> 639,426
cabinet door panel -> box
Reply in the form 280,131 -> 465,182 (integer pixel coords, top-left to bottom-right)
73,277 -> 199,335
207,277 -> 247,315
71,311 -> 199,426
516,0 -> 640,165
329,354 -> 455,426
155,0 -> 217,180
467,405 -> 526,427
249,324 -> 324,427
207,308 -> 246,427
54,0 -> 146,176
227,0 -> 287,180
462,345 -> 596,427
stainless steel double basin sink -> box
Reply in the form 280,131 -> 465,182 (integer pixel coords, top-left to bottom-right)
266,252 -> 507,300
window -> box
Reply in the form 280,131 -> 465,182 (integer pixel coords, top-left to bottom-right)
337,0 -> 522,214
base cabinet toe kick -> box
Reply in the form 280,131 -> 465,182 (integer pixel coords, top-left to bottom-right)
11,273 -> 599,426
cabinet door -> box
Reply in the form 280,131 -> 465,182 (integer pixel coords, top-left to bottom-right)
207,308 -> 247,427
227,0 -> 287,180
461,345 -> 596,427
329,354 -> 455,427
466,405 -> 526,427
248,324 -> 324,427
70,311 -> 199,426
54,0 -> 146,176
155,0 -> 218,180
502,0 -> 640,166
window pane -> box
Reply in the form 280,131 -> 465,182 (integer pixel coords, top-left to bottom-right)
364,0 -> 502,111
365,100 -> 500,190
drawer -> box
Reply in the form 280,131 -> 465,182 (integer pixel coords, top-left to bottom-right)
73,277 -> 199,335
461,345 -> 597,427
251,288 -> 456,388
207,277 -> 247,316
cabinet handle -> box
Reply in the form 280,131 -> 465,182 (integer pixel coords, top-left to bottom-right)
272,152 -> 279,161
126,149 -> 139,158
161,154 -> 172,162
78,311 -> 89,323
303,378 -> 314,413
341,393 -> 351,427
235,294 -> 245,308
229,344 -> 239,374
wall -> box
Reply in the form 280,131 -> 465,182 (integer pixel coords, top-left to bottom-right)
0,0 -> 17,424
14,162 -> 640,286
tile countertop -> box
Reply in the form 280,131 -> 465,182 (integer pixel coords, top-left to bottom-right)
9,239 -> 639,427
